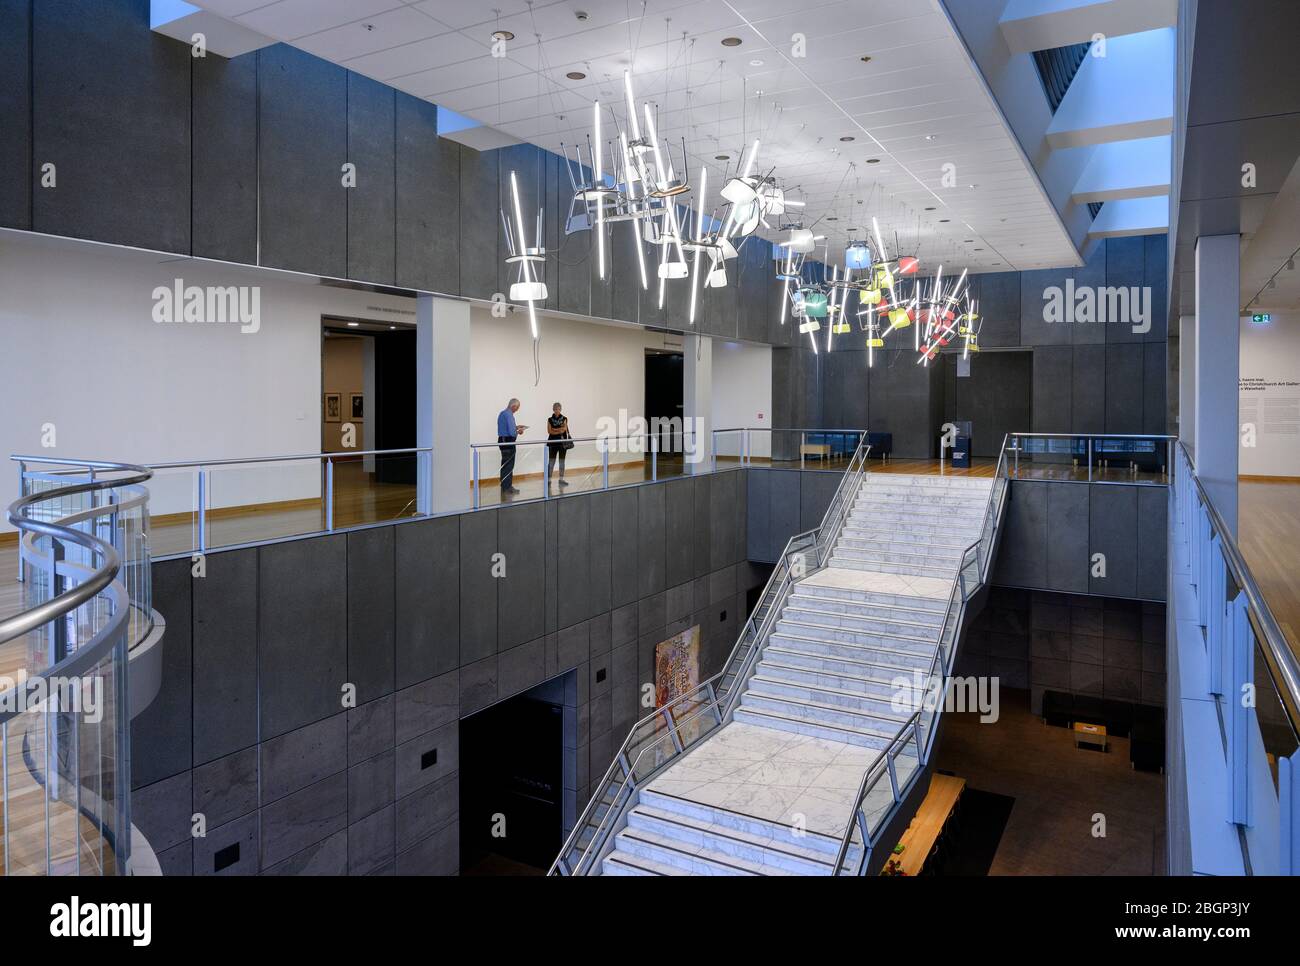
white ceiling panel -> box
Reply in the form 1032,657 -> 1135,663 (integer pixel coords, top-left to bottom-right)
190,0 -> 1081,272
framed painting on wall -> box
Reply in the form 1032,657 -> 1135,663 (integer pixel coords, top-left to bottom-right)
350,393 -> 364,419
324,392 -> 342,423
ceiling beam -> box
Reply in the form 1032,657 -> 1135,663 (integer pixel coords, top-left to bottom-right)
1071,135 -> 1171,203
1046,28 -> 1174,148
999,0 -> 1177,54
1086,196 -> 1169,239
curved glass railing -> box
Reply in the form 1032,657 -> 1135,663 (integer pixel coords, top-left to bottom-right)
549,439 -> 873,875
2,457 -> 154,875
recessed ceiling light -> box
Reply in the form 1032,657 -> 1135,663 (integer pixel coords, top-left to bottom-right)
826,216 -> 839,221
714,154 -> 730,160
749,59 -> 764,66
492,29 -> 514,42
860,55 -> 872,63
866,157 -> 880,163
939,218 -> 950,223
964,239 -> 973,243
347,321 -> 360,327
390,325 -> 397,330
924,134 -> 937,141
721,36 -> 743,47
925,206 -> 936,211
566,71 -> 586,80
839,135 -> 855,142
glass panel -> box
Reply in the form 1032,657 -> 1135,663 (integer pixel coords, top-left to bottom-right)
206,459 -> 324,549
143,466 -> 200,557
712,430 -> 746,469
545,439 -> 610,496
333,453 -> 420,528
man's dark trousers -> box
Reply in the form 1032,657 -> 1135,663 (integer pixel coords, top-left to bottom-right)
498,436 -> 516,489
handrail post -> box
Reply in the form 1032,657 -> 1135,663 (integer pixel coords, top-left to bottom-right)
16,460 -> 25,582
472,448 -> 481,510
602,446 -> 610,490
1087,437 -> 1093,482
1229,593 -> 1251,827
651,433 -> 658,482
50,538 -> 67,662
197,467 -> 208,555
543,440 -> 550,498
325,457 -> 335,531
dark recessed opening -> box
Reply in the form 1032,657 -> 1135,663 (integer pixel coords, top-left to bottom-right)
596,667 -> 606,683
720,610 -> 727,622
421,748 -> 438,769
721,36 -> 742,46
213,842 -> 240,872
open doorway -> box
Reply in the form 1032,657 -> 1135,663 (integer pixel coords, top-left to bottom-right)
460,675 -> 568,875
939,349 -> 1033,458
320,317 -> 418,525
645,348 -> 684,459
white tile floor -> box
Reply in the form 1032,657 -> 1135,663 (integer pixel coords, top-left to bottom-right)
802,567 -> 952,600
646,721 -> 881,839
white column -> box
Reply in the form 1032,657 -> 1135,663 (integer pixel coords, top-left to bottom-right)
683,334 -> 712,471
1193,234 -> 1239,535
416,294 -> 472,514
1177,313 -> 1195,459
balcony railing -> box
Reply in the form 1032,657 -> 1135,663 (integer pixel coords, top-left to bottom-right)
3,457 -> 156,875
1171,442 -> 1299,875
1000,432 -> 1176,485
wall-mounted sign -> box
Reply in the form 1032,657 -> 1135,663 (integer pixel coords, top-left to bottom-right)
1251,314 -> 1272,324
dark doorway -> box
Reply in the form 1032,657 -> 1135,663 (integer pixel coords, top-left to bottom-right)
645,350 -> 685,456
939,350 -> 1033,458
460,679 -> 565,875
373,328 -> 416,484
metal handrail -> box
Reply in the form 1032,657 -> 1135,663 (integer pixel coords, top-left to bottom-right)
1,462 -> 152,646
1178,441 -> 1300,729
830,467 -> 1007,875
549,437 -> 874,875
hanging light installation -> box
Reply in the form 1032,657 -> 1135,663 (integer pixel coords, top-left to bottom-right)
500,170 -> 547,340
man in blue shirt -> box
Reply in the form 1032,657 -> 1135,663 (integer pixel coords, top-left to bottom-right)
497,398 -> 526,494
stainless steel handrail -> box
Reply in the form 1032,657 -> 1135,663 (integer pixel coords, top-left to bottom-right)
14,449 -> 430,470
1,462 -> 152,646
1178,441 -> 1300,727
550,437 -> 874,875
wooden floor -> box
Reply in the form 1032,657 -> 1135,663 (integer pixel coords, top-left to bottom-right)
933,688 -> 1165,875
1240,479 -> 1300,654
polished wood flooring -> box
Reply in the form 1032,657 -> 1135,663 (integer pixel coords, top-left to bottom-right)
1240,479 -> 1300,654
933,688 -> 1165,875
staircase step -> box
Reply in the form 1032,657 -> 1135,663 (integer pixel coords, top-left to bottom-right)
626,805 -> 836,875
772,617 -> 937,652
755,658 -> 923,700
842,519 -> 984,539
639,788 -> 850,860
740,691 -> 912,735
732,705 -> 893,750
748,673 -> 920,719
613,827 -> 771,875
827,557 -> 958,578
830,546 -> 964,567
836,532 -> 978,553
601,851 -> 675,876
764,645 -> 935,682
791,584 -> 950,612
766,629 -> 935,668
781,604 -> 942,636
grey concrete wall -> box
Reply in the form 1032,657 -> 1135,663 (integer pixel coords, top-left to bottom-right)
0,0 -> 781,344
992,480 -> 1168,602
770,236 -> 1171,456
954,588 -> 1166,715
131,471 -> 766,876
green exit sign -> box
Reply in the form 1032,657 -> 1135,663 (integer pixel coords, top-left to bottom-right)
1251,314 -> 1272,323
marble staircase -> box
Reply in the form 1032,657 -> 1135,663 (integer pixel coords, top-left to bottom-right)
597,473 -> 993,875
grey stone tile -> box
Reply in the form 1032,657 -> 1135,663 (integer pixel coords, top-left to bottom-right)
589,691 -> 612,739
555,620 -> 589,672
395,773 -> 459,852
260,712 -> 348,805
157,841 -> 193,876
459,656 -> 498,715
1142,643 -> 1166,674
348,804 -> 395,875
395,669 -> 458,745
133,771 -> 193,853
1071,606 -> 1103,636
1070,634 -> 1104,665
588,611 -> 612,655
499,637 -> 546,699
262,829 -> 348,875
395,721 -> 459,799
638,592 -> 666,635
1031,657 -> 1069,689
1103,665 -> 1142,701
192,747 -> 258,830
394,820 -> 458,875
195,811 -> 259,876
612,603 -> 638,647
348,750 -> 395,822
347,693 -> 394,766
1070,660 -> 1104,696
1104,638 -> 1143,671
589,652 -> 611,699
1030,629 -> 1070,661
260,772 -> 348,868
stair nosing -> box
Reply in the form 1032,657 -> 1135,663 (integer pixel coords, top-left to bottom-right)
630,804 -> 836,870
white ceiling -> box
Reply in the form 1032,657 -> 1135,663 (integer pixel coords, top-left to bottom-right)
192,0 -> 1083,274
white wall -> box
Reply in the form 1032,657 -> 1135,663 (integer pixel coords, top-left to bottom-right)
0,234 -> 414,526
1,233 -> 774,529
467,306 -> 684,477
711,341 -> 773,459
1239,312 -> 1300,477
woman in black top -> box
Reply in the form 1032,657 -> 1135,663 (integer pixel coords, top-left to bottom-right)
547,402 -> 570,487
